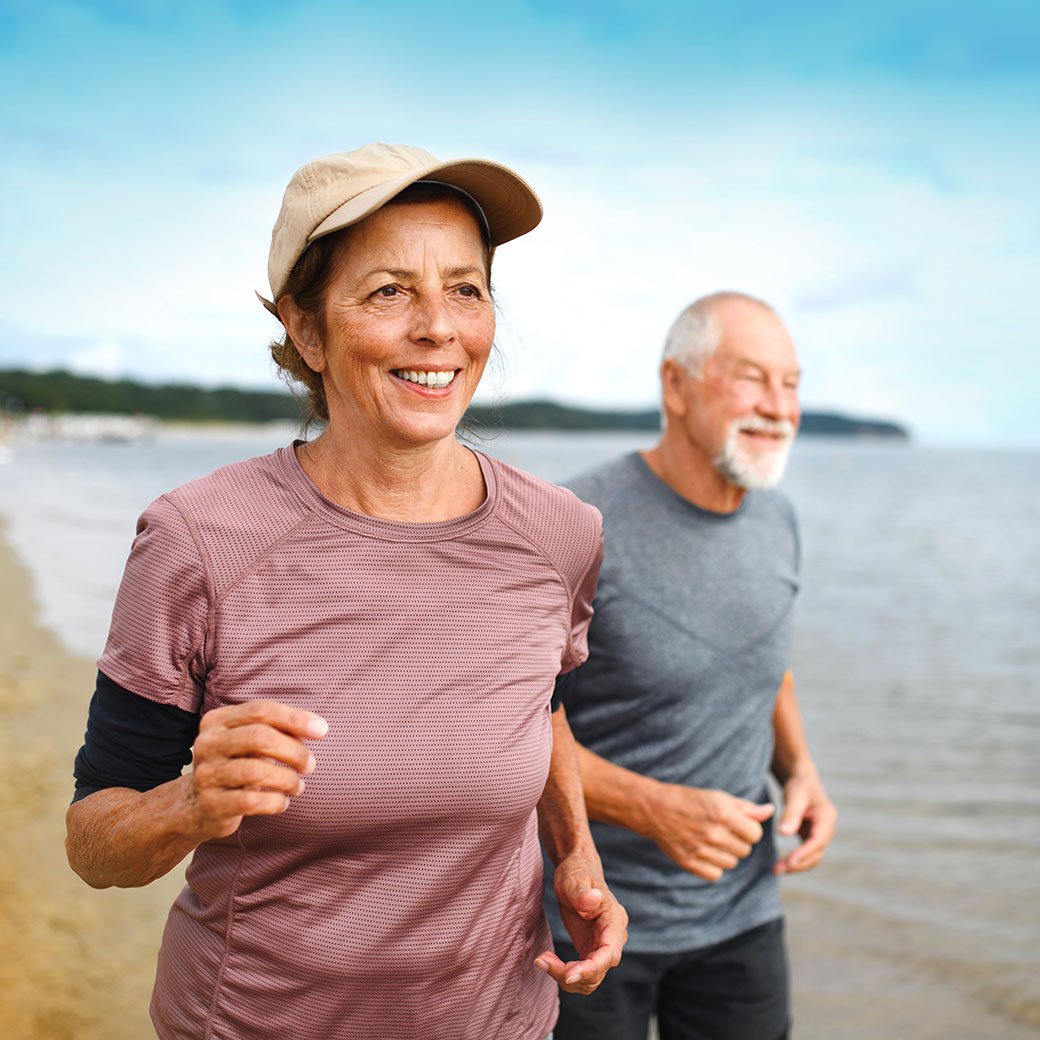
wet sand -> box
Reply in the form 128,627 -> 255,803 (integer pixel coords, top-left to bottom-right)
0,525 -> 183,1040
1,523 -> 1036,1039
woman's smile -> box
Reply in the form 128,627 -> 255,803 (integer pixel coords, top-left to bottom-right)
390,368 -> 459,390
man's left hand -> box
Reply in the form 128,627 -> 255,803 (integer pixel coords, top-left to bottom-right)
773,770 -> 837,874
535,854 -> 628,994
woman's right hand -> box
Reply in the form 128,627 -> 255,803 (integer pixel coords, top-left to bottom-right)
187,700 -> 328,839
67,701 -> 328,889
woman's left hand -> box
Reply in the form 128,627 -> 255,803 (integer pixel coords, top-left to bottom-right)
535,854 -> 628,994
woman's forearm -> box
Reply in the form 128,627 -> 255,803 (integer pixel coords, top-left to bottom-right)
537,706 -> 600,866
67,700 -> 325,889
535,705 -> 629,992
65,775 -> 206,889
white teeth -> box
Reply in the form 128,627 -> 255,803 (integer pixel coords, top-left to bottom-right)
395,369 -> 456,388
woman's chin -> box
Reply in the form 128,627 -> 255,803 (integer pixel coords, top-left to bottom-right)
380,411 -> 469,450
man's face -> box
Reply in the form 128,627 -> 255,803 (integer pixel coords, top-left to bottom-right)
680,300 -> 801,490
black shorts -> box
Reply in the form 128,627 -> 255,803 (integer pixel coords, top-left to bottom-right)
554,918 -> 789,1040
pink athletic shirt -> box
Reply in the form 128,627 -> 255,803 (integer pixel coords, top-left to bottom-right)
98,444 -> 602,1040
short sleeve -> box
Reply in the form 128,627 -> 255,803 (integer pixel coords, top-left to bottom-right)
97,494 -> 210,712
561,512 -> 604,673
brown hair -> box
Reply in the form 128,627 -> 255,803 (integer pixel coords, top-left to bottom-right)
269,182 -> 494,426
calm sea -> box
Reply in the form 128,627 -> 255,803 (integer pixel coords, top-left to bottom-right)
1,427 -> 1038,1031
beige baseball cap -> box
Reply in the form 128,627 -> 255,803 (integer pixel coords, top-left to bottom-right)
258,142 -> 543,315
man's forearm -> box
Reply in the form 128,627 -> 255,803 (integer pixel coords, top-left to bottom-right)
770,670 -> 819,783
769,670 -> 837,871
574,741 -> 662,839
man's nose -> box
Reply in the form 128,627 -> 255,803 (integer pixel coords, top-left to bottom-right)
758,378 -> 798,421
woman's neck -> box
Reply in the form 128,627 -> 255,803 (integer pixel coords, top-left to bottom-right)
295,430 -> 487,523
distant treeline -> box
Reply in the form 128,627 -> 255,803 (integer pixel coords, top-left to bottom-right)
467,400 -> 908,438
466,400 -> 661,431
0,367 -> 304,423
0,368 -> 909,438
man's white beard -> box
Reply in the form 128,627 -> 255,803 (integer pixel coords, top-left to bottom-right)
713,414 -> 796,490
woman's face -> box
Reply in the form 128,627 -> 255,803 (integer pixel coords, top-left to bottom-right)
306,198 -> 495,452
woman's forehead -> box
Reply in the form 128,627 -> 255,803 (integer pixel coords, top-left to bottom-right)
332,199 -> 491,277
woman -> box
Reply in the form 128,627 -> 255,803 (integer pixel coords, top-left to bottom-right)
65,143 -> 626,1040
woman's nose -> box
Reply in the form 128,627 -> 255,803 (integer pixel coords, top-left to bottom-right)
411,296 -> 456,347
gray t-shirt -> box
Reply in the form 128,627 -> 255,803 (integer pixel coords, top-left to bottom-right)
545,452 -> 800,952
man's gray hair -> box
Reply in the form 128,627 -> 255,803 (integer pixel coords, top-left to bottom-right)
662,291 -> 776,377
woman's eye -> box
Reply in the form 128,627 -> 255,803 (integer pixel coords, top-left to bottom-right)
456,284 -> 482,299
374,285 -> 400,298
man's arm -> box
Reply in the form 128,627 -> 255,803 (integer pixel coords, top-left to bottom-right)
536,705 -> 628,994
770,670 -> 837,874
575,742 -> 774,883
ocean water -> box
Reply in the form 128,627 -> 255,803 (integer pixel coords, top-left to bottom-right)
0,426 -> 664,660
1,427 -> 1038,1030
780,442 -> 1040,1033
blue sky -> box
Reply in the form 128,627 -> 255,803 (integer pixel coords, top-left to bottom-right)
2,0 -> 1038,445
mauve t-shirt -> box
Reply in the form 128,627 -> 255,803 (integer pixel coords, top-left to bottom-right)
98,444 -> 602,1040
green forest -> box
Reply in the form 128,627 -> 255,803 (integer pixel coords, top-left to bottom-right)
0,368 -> 302,423
0,367 -> 908,437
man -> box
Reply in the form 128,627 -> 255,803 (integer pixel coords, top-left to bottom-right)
546,291 -> 836,1040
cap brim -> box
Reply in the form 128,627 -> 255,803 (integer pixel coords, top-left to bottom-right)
309,158 -> 542,248
256,290 -> 280,317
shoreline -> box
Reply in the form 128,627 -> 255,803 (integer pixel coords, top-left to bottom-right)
0,522 -> 184,1040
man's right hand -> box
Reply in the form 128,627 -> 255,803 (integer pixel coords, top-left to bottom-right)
644,784 -> 774,881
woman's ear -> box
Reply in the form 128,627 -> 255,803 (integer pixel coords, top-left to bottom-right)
277,297 -> 326,373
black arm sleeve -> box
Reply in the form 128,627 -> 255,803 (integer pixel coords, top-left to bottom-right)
71,671 -> 201,803
551,669 -> 575,714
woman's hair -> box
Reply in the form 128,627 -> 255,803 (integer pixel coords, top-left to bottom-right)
270,182 -> 494,426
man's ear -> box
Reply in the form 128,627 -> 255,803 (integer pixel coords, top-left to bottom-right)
660,359 -> 691,419
277,297 -> 326,373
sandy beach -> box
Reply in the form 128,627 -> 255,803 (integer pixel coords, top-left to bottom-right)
1,514 -> 1037,1039
0,524 -> 184,1040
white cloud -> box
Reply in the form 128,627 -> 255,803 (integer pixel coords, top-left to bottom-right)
67,338 -> 128,379
1,4 -> 1037,443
